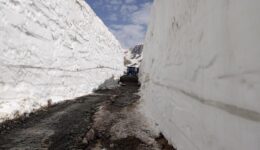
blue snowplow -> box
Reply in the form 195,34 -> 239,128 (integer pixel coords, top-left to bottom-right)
126,67 -> 139,76
119,67 -> 140,83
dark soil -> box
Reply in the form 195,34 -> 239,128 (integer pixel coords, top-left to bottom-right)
155,133 -> 176,150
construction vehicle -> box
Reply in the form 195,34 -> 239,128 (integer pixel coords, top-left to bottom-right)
119,66 -> 140,84
126,66 -> 139,76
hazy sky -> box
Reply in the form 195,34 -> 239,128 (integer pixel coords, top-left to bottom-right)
85,0 -> 153,49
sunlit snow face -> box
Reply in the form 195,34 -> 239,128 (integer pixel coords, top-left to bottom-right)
85,0 -> 153,49
0,0 -> 125,122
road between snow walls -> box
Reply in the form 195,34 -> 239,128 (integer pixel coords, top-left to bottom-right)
0,80 -> 175,150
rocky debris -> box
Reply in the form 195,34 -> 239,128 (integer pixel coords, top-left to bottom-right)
83,128 -> 96,144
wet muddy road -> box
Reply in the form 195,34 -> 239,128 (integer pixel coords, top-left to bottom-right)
0,81 -> 174,150
0,91 -> 108,149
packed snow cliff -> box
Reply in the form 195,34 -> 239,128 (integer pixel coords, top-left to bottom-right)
140,0 -> 260,150
0,0 -> 124,122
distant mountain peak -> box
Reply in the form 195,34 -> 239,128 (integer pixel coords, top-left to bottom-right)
124,44 -> 143,67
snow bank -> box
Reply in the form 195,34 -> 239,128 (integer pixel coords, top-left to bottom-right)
140,0 -> 260,150
0,0 -> 124,122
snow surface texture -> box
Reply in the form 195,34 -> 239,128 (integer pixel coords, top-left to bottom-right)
0,0 -> 124,122
140,0 -> 260,150
124,44 -> 143,67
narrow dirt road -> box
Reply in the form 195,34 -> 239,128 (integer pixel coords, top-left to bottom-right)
0,81 -> 174,150
0,93 -> 107,149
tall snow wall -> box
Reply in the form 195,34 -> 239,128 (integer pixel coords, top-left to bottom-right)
140,0 -> 260,150
0,0 -> 124,122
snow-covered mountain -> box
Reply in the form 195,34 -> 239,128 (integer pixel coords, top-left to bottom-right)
0,0 -> 124,122
124,44 -> 143,67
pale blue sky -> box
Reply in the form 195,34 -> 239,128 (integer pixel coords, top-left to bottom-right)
85,0 -> 153,48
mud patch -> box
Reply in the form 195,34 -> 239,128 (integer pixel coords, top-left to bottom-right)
87,82 -> 175,150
